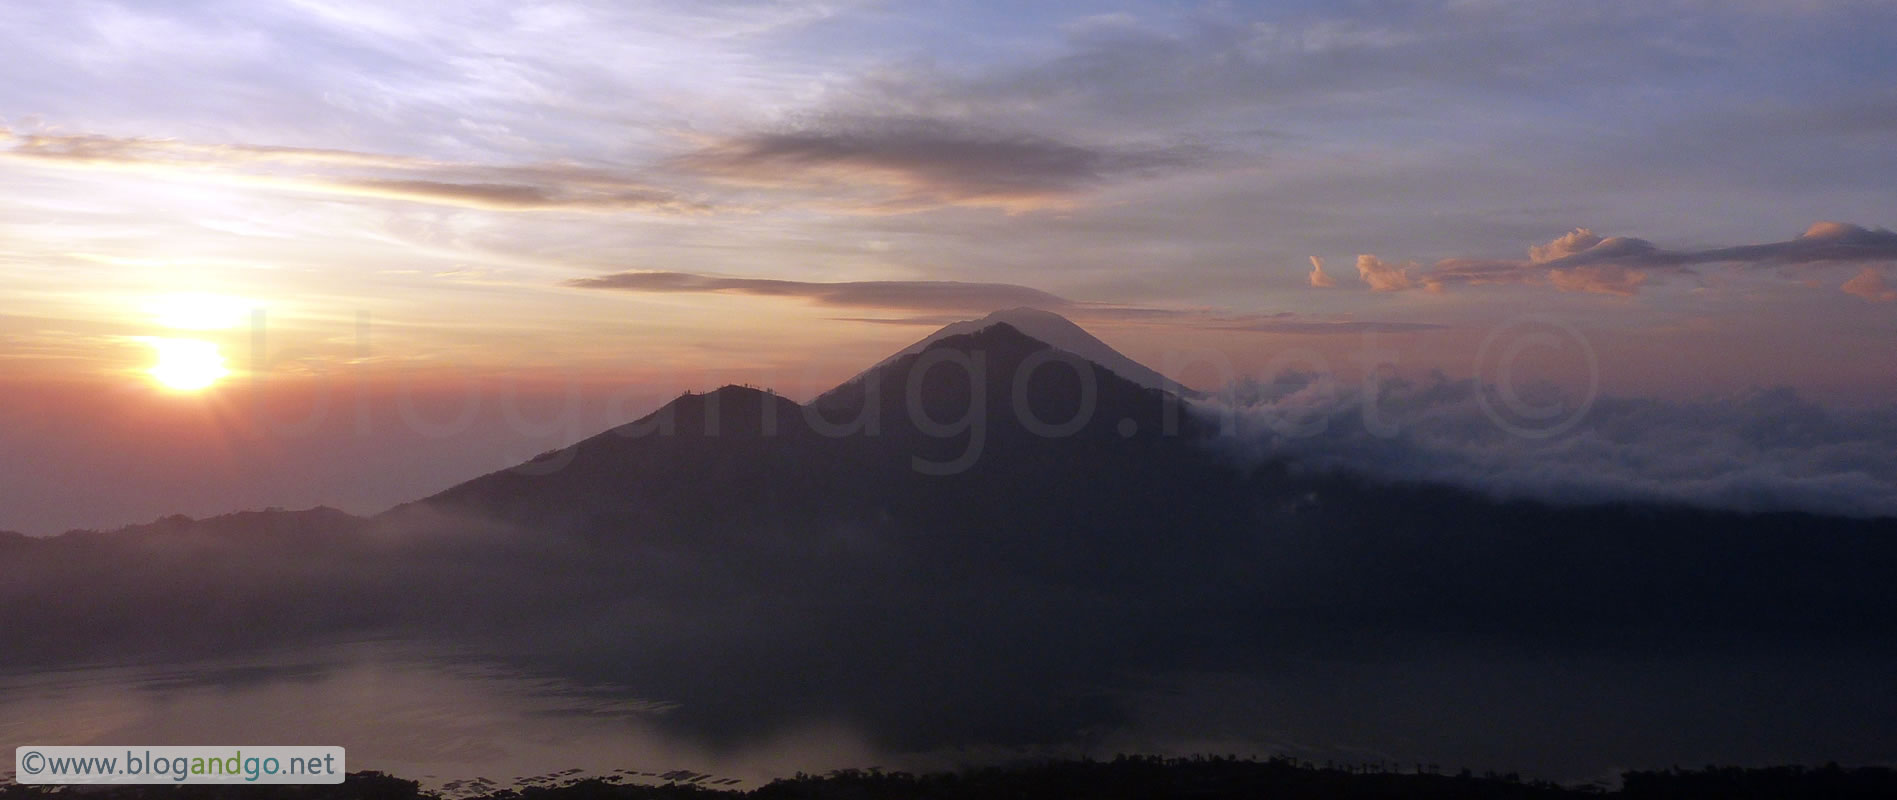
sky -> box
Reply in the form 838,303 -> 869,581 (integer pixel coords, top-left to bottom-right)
2,0 -> 1895,533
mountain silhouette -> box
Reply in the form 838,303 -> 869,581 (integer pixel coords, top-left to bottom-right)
414,320 -> 1220,563
8,310 -> 1897,762
408,313 -> 1897,646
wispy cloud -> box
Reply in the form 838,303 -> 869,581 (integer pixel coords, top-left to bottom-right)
0,128 -> 429,168
566,271 -> 1071,311
330,178 -> 689,212
0,127 -> 699,213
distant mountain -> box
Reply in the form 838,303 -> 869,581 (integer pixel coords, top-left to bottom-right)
415,320 -> 1213,545
832,307 -> 1195,397
109,506 -> 365,540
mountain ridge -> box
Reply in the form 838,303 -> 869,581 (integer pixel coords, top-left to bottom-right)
411,319 -> 1210,530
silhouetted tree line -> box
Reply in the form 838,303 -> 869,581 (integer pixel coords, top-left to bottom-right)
7,758 -> 1896,800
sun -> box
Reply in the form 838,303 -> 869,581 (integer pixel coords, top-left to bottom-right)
133,293 -> 248,392
145,337 -> 231,392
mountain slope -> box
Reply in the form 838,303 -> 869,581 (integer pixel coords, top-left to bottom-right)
411,385 -> 872,538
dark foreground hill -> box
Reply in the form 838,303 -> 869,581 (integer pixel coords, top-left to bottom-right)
7,759 -> 1897,800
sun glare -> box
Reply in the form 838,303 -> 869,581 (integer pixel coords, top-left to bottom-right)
146,292 -> 250,330
144,337 -> 230,391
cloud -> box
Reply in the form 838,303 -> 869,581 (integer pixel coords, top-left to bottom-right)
1690,221 -> 1897,266
0,127 -> 431,168
1347,222 -> 1897,297
1527,228 -> 1606,263
1205,376 -> 1897,519
1546,264 -> 1649,296
1842,267 -> 1897,302
1413,258 -> 1536,291
0,127 -> 694,213
1529,222 -> 1897,296
1355,254 -> 1416,291
1307,256 -> 1336,288
334,178 -> 688,212
567,271 -> 1072,312
675,117 -> 1202,212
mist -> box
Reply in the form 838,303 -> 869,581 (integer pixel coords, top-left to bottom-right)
1202,371 -> 1897,518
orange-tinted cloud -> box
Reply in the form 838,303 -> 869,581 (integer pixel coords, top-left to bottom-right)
1341,222 -> 1897,297
1842,267 -> 1897,302
1416,258 -> 1538,291
1546,264 -> 1649,296
1307,256 -> 1336,288
1527,228 -> 1606,263
1355,254 -> 1416,291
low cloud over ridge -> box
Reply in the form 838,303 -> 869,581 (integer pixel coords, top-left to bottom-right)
1205,373 -> 1897,519
571,270 -> 1446,332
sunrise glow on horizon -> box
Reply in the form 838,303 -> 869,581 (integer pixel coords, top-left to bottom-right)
9,7 -> 1897,795
2,0 -> 1894,534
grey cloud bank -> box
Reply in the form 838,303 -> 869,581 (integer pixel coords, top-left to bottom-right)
1207,373 -> 1897,519
674,117 -> 1206,211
